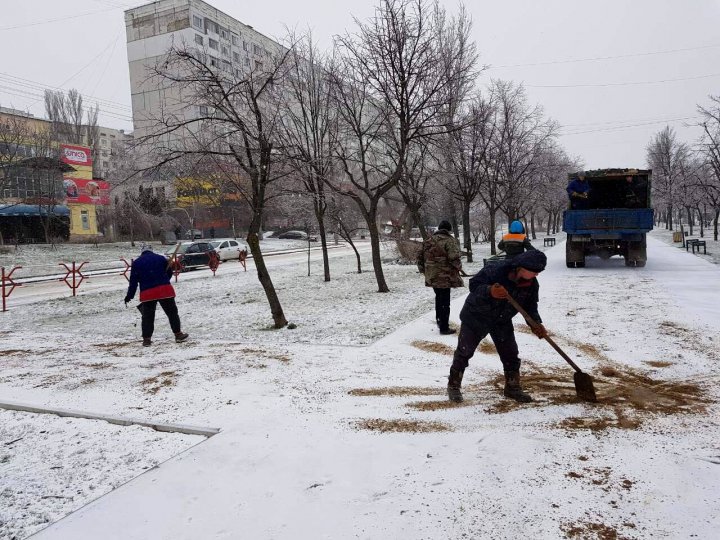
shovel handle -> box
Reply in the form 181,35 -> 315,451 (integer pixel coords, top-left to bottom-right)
504,292 -> 583,374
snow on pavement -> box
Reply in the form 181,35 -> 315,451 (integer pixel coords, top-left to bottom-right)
2,236 -> 719,539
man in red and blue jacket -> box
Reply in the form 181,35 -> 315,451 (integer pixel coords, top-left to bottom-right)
124,243 -> 189,346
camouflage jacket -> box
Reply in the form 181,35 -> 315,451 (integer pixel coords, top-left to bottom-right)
417,230 -> 464,288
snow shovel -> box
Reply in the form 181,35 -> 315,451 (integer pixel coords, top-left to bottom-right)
504,292 -> 598,403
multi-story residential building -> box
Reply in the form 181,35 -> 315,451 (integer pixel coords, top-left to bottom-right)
96,127 -> 133,179
124,0 -> 283,232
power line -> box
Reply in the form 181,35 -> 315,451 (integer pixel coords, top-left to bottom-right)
560,116 -> 702,136
0,73 -> 132,112
0,7 -> 117,31
527,72 -> 720,89
489,42 -> 720,69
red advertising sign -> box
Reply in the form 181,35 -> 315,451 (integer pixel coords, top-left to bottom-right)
60,144 -> 93,167
63,178 -> 110,205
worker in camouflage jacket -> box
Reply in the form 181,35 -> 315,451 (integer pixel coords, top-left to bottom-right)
498,220 -> 536,258
417,220 -> 464,335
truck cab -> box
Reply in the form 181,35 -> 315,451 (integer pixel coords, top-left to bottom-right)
563,168 -> 653,268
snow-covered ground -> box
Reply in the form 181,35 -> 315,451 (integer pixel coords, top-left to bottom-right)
1,233 -> 718,539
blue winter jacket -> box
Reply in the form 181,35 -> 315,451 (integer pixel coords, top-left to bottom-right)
460,260 -> 542,329
124,251 -> 175,303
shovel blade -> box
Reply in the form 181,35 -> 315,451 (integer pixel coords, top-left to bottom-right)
574,371 -> 598,402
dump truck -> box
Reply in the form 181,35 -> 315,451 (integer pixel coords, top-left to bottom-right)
563,168 -> 653,268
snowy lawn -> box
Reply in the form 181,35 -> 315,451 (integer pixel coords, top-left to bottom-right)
2,235 -> 718,539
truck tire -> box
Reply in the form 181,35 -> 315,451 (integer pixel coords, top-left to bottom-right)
624,240 -> 647,267
566,240 -> 585,268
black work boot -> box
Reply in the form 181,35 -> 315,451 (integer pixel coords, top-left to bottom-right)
503,371 -> 533,403
447,367 -> 464,403
175,332 -> 189,343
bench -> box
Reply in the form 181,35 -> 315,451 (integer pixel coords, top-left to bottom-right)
543,237 -> 556,247
686,239 -> 708,255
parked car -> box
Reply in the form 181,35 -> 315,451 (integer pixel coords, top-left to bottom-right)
277,230 -> 308,240
210,238 -> 248,261
163,242 -> 192,259
186,229 -> 203,240
176,241 -> 215,269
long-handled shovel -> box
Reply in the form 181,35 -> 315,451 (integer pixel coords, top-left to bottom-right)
505,292 -> 598,403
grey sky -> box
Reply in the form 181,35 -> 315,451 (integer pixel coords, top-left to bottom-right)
2,0 -> 719,169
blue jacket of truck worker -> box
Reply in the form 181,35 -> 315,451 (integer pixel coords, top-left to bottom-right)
567,177 -> 590,209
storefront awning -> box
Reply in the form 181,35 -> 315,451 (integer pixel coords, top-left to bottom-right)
0,204 -> 71,217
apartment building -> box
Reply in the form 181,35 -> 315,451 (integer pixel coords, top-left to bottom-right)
125,0 -> 281,181
124,0 -> 283,233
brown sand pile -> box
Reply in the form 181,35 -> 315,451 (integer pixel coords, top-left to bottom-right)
355,418 -> 452,433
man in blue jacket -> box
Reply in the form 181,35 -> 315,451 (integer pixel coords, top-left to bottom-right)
447,250 -> 548,403
566,171 -> 590,210
124,243 -> 189,346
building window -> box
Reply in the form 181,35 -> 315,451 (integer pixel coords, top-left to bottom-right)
195,34 -> 204,46
255,60 -> 263,71
192,15 -> 203,29
221,45 -> 229,56
199,105 -> 209,116
219,28 -> 229,40
81,210 -> 90,230
253,44 -> 261,55
209,38 -> 218,50
231,34 -> 239,46
242,41 -> 248,52
221,60 -> 231,72
233,51 -> 240,62
244,57 -> 250,66
209,56 -> 218,67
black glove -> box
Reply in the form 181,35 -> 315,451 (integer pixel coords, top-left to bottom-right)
124,296 -> 131,305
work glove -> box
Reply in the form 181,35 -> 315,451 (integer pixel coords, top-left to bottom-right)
489,283 -> 508,300
124,296 -> 131,305
531,323 -> 547,339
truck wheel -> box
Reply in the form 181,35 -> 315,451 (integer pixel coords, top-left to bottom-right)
624,241 -> 647,267
566,241 -> 585,268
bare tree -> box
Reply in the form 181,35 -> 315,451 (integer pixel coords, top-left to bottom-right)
137,42 -> 294,328
698,95 -> 720,240
327,194 -> 365,273
332,0 -> 476,292
279,30 -> 336,281
646,126 -> 690,230
44,89 -> 101,175
443,93 -> 495,261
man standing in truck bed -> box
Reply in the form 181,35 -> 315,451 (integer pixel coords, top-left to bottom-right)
567,171 -> 590,209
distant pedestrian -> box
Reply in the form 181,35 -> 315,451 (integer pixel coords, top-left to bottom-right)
498,220 -> 536,258
447,250 -> 548,404
210,226 -> 215,239
124,243 -> 189,347
417,220 -> 464,335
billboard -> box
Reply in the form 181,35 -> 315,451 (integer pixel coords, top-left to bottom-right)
60,144 -> 93,167
63,178 -> 110,205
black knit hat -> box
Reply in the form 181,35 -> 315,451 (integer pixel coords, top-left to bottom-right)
513,250 -> 547,272
438,220 -> 452,231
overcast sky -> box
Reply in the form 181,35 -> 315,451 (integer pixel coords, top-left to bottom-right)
2,0 -> 719,169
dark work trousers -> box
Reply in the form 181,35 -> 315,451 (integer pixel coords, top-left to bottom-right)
140,298 -> 181,338
433,287 -> 451,330
451,320 -> 520,373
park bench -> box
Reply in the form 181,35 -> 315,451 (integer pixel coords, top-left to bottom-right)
543,237 -> 556,247
685,239 -> 708,255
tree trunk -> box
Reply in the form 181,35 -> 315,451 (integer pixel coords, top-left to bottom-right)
697,206 -> 704,238
339,222 -> 362,273
686,206 -> 693,236
314,204 -> 330,282
529,213 -> 536,240
367,206 -> 389,293
488,206 -> 497,255
714,209 -> 719,241
667,204 -> 673,230
462,200 -> 472,263
247,219 -> 287,328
